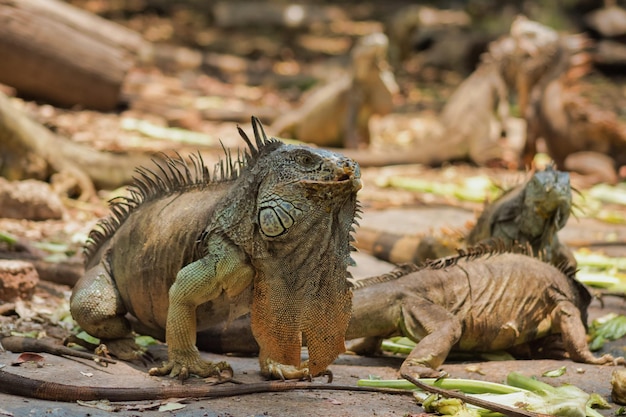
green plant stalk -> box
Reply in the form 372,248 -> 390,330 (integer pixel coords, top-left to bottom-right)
357,377 -> 525,395
574,251 -> 626,271
360,374 -> 601,417
380,338 -> 414,354
576,271 -> 621,289
0,231 -> 18,245
507,372 -> 600,417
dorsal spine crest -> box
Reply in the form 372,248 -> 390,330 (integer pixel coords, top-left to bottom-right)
83,116 -> 280,263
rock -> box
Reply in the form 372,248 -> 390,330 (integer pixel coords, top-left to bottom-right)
585,6 -> 626,38
0,260 -> 39,302
0,178 -> 64,220
612,368 -> 626,405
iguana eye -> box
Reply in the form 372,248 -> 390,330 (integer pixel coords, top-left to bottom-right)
294,152 -> 318,169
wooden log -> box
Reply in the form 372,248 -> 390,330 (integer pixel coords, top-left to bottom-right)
0,91 -> 157,199
0,0 -> 143,110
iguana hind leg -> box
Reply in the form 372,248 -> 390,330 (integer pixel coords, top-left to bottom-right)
70,264 -> 142,360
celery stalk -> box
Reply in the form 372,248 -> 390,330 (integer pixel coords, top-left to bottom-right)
359,373 -> 603,417
358,377 -> 525,394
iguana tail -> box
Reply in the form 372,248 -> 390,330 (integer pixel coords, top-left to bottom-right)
355,226 -> 462,265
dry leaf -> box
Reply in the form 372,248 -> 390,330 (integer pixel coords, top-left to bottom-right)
11,352 -> 45,367
158,402 -> 187,412
77,399 -> 118,412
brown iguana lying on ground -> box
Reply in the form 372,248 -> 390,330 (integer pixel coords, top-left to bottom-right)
196,247 -> 624,378
270,32 -> 398,149
69,117 -> 362,381
356,163 -> 574,267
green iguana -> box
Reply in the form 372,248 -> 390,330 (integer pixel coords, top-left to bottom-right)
69,117 -> 362,381
270,32 -> 398,149
356,164 -> 574,267
195,247 -> 625,377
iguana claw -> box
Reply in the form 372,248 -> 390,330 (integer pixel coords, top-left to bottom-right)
149,353 -> 232,381
263,359 -> 310,380
262,359 -> 333,381
401,359 -> 445,379
101,337 -> 147,362
319,369 -> 334,383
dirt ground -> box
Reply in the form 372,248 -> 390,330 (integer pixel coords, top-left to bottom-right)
2,1 -> 626,416
1,197 -> 626,416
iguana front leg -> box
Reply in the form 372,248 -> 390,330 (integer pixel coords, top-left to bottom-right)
399,301 -> 463,378
149,236 -> 254,380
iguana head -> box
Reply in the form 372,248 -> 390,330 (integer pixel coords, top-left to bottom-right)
255,145 -> 361,239
521,163 -> 572,237
230,117 -> 361,245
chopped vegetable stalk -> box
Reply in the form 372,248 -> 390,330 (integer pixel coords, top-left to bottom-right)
542,366 -> 567,377
381,336 -> 415,354
0,231 -> 18,245
382,175 -> 498,202
587,183 -> 626,206
576,271 -> 622,289
588,313 -> 626,351
422,395 -> 482,417
121,118 -> 215,145
359,373 -> 604,417
507,372 -> 600,417
358,377 -> 523,395
574,251 -> 626,272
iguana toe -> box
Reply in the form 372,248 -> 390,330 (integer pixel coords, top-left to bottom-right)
101,338 -> 146,361
591,353 -> 626,366
263,359 -> 310,380
401,360 -> 445,379
149,357 -> 231,380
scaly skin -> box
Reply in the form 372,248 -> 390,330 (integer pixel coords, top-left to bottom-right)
70,117 -> 361,381
196,249 -> 625,377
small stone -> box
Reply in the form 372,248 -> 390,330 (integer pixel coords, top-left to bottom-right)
612,368 -> 626,405
0,177 -> 64,220
0,260 -> 39,302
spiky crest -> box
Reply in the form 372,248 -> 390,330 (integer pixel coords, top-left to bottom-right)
351,263 -> 419,289
83,116 -> 280,263
353,240 -> 579,289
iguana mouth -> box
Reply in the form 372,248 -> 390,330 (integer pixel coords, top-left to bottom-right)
302,164 -> 362,190
302,175 -> 362,191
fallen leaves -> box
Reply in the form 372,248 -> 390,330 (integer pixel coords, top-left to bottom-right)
11,352 -> 45,368
76,398 -> 189,413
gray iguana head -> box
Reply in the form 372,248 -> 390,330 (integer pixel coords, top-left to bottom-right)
216,117 -> 362,260
519,163 -> 571,238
